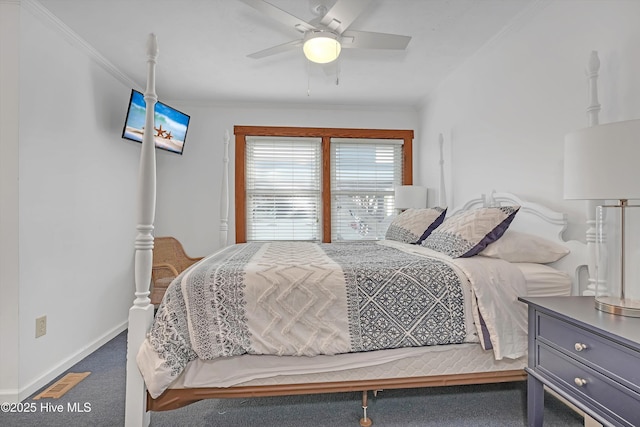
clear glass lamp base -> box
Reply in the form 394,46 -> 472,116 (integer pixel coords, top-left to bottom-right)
595,296 -> 640,317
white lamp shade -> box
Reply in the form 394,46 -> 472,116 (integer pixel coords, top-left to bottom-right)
564,119 -> 640,200
303,32 -> 341,64
394,185 -> 427,209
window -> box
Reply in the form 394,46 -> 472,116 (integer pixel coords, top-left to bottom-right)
234,126 -> 414,243
331,139 -> 403,241
245,136 -> 322,241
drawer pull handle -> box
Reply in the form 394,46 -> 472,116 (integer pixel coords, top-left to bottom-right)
574,378 -> 587,387
574,343 -> 587,352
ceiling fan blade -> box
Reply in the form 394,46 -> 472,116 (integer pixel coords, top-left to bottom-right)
238,0 -> 316,33
320,0 -> 371,34
341,30 -> 411,50
247,39 -> 303,59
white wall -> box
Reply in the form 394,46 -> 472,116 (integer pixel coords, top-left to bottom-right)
0,2 -> 139,401
417,0 -> 640,241
152,103 -> 419,255
0,0 -> 22,403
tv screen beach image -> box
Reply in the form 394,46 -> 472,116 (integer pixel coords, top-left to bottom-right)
122,90 -> 190,154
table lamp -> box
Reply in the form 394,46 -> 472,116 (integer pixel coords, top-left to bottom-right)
394,185 -> 427,211
564,118 -> 640,316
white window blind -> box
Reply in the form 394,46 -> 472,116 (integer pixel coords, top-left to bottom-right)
245,136 -> 322,241
331,138 -> 403,241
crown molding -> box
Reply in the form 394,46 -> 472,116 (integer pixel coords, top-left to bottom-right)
21,0 -> 139,89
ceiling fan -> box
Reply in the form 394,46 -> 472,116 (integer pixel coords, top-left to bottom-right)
239,0 -> 411,64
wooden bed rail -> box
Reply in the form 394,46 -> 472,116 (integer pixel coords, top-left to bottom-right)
146,369 -> 526,412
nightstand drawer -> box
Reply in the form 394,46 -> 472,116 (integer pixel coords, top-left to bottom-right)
537,312 -> 640,391
538,345 -> 640,426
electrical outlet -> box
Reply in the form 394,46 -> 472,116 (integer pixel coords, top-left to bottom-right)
36,316 -> 47,338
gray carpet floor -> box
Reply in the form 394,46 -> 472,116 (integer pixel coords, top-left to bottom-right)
1,330 -> 584,426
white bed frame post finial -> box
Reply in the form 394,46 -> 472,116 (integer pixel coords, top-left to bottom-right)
587,50 -> 600,127
125,33 -> 158,427
438,133 -> 447,207
220,130 -> 230,247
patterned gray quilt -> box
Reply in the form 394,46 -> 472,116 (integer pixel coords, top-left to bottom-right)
146,241 -> 467,385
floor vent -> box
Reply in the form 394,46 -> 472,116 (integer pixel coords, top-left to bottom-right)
33,372 -> 91,399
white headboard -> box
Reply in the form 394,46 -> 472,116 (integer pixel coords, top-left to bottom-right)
452,191 -> 587,296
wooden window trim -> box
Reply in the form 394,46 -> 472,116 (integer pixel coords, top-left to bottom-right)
234,126 -> 414,243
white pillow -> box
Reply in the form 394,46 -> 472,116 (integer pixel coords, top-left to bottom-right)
479,230 -> 569,263
513,263 -> 571,296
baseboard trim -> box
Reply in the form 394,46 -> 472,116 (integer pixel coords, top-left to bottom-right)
11,321 -> 128,402
0,388 -> 20,403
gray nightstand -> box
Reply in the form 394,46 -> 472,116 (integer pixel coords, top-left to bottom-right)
519,296 -> 640,427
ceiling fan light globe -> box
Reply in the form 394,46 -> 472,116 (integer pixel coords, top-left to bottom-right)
303,34 -> 341,64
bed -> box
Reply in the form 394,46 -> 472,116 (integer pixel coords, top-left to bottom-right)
123,35 -> 590,427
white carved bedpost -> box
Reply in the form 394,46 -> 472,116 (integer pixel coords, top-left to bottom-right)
438,133 -> 447,207
125,33 -> 158,427
586,51 -> 601,127
584,50 -> 604,296
220,130 -> 230,247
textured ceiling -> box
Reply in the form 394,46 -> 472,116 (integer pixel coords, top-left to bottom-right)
35,0 -> 536,107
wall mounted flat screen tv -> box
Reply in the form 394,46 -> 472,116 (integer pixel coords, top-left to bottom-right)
122,89 -> 190,155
